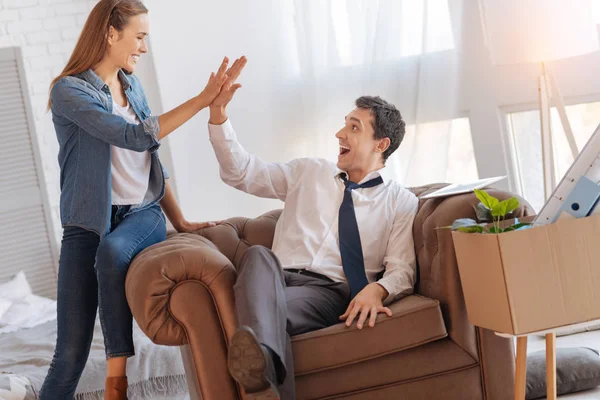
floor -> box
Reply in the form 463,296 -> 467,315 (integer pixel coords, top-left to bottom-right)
527,329 -> 600,399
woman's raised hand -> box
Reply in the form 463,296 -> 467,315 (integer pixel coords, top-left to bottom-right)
211,56 -> 247,109
198,57 -> 230,107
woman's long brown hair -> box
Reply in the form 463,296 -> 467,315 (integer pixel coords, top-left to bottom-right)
47,0 -> 148,110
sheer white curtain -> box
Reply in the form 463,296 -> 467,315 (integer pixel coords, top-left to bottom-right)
146,0 -> 472,219
274,0 -> 471,186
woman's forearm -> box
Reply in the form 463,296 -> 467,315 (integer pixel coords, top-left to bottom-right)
157,95 -> 207,140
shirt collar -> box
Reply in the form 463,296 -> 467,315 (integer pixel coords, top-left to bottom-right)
334,165 -> 392,185
118,70 -> 132,90
78,69 -> 132,92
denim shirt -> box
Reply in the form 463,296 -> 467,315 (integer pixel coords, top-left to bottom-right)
50,69 -> 167,238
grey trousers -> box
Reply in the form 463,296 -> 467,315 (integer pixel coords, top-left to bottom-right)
234,246 -> 351,400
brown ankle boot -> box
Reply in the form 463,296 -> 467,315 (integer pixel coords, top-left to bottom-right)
105,376 -> 128,400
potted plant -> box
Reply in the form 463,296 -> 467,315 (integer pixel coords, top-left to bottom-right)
451,189 -> 531,233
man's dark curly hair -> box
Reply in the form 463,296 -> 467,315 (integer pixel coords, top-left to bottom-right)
355,96 -> 406,162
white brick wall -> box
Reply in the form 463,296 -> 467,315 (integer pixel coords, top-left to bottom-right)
0,0 -> 99,245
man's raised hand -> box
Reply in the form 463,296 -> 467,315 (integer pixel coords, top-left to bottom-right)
211,56 -> 247,109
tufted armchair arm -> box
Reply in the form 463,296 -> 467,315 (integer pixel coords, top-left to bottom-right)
126,211 -> 281,400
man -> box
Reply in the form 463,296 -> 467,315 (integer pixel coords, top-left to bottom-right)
208,63 -> 418,400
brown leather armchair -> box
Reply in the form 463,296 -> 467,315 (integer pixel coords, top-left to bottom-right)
126,184 -> 534,400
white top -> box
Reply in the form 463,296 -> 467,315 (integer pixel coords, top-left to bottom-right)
208,119 -> 419,303
111,100 -> 151,205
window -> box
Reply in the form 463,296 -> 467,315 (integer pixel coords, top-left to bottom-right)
444,118 -> 478,184
391,117 -> 478,186
508,101 -> 600,211
593,0 -> 600,23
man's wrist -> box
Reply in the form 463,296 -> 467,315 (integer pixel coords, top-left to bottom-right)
209,106 -> 227,125
375,283 -> 389,301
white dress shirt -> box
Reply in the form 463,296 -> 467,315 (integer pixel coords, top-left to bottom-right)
208,119 -> 419,303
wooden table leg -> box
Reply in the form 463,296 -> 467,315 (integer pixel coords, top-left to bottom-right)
515,336 -> 528,400
546,333 -> 557,400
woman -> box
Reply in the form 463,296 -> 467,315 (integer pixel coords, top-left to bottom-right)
39,1 -> 246,399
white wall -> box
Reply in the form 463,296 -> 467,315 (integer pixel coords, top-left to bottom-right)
0,0 -> 98,245
0,0 -> 175,243
145,0 -> 295,221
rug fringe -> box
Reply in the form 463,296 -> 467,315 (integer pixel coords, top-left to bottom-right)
75,374 -> 188,400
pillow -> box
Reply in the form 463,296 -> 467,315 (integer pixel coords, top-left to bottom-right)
0,294 -> 57,334
0,298 -> 11,321
0,271 -> 56,334
0,374 -> 35,400
0,271 -> 32,301
526,347 -> 600,399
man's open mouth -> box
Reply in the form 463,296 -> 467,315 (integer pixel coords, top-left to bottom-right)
339,145 -> 350,156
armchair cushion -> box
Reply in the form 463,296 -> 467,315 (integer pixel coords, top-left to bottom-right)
291,295 -> 447,375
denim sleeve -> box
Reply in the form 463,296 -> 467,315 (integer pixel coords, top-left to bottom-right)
51,79 -> 161,153
161,162 -> 170,179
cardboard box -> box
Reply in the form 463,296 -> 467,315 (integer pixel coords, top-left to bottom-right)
452,214 -> 600,335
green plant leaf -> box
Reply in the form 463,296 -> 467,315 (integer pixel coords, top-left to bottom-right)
474,189 -> 499,210
512,222 -> 532,230
491,201 -> 508,218
451,218 -> 479,230
500,222 -> 532,233
504,197 -> 520,214
489,225 -> 503,234
451,218 -> 487,233
457,225 -> 484,233
491,197 -> 521,218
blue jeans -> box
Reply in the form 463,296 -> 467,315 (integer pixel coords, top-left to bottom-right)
39,205 -> 166,400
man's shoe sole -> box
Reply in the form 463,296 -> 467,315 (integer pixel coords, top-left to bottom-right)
228,327 -> 280,400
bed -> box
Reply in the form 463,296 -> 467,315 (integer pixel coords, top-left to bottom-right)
0,272 -> 189,400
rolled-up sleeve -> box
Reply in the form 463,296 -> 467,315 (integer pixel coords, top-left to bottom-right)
208,119 -> 299,201
51,79 -> 160,153
377,194 -> 419,305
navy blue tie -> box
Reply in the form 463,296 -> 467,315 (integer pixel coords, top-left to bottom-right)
338,173 -> 384,298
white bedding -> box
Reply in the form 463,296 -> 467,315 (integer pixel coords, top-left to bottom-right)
0,374 -> 35,400
0,272 -> 189,400
0,272 -> 56,334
